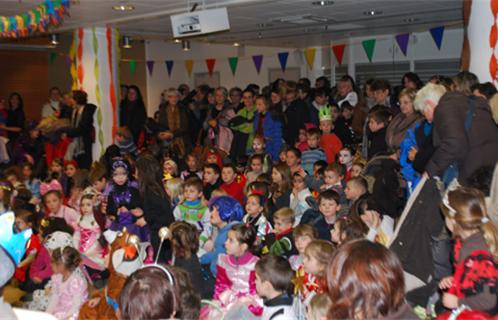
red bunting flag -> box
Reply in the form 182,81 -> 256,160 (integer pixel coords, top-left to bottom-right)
206,58 -> 216,76
332,44 -> 346,65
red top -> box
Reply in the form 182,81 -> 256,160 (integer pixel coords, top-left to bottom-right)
221,174 -> 246,205
320,133 -> 343,163
14,233 -> 41,282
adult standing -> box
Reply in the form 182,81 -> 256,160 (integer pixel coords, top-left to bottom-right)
119,85 -> 147,145
64,90 -> 96,169
4,92 -> 25,144
135,153 -> 175,263
157,88 -> 190,157
229,89 -> 256,161
41,87 -> 62,119
284,82 -> 309,146
424,71 -> 498,184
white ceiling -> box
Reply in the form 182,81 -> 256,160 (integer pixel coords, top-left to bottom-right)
0,0 -> 463,48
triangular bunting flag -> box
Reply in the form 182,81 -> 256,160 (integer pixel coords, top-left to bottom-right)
332,44 -> 346,65
129,60 -> 137,75
430,26 -> 445,50
362,39 -> 376,62
49,52 -> 57,64
185,60 -> 193,77
395,33 -> 410,56
252,55 -> 263,74
304,48 -> 316,70
165,60 -> 174,77
278,52 -> 289,72
228,57 -> 238,76
146,60 -> 154,76
205,58 -> 216,76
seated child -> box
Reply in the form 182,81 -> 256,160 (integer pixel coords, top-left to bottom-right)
164,178 -> 183,210
301,190 -> 343,242
251,134 -> 272,173
213,223 -> 262,316
318,106 -> 343,164
41,179 -> 80,226
354,196 -> 394,247
181,153 -> 203,181
115,126 -> 137,156
295,240 -> 334,308
173,178 -> 211,253
243,192 -> 272,243
220,163 -> 246,205
255,255 -> 296,320
307,294 -> 332,320
21,162 -> 41,203
289,224 -> 318,270
290,173 -> 311,225
200,196 -> 244,276
351,161 -> 364,178
330,215 -> 368,246
262,208 -> 297,258
285,147 -> 303,175
295,128 -> 309,153
301,128 -> 326,175
367,107 -> 391,159
162,159 -> 178,182
321,163 -> 347,205
203,163 -> 222,201
13,209 -> 41,285
245,154 -> 265,185
344,176 -> 368,207
338,147 -> 354,181
170,221 -> 213,299
304,160 -> 327,192
46,247 -> 88,320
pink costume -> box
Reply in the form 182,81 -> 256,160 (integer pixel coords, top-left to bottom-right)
214,251 -> 263,316
46,269 -> 88,320
73,215 -> 105,268
49,205 -> 80,226
29,245 -> 53,281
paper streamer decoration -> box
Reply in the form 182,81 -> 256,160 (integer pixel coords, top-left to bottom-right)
49,52 -> 57,64
146,61 -> 154,76
206,58 -> 216,76
362,39 -> 376,62
228,57 -> 238,75
185,59 -> 194,77
77,28 -> 84,89
332,44 -> 345,65
0,0 -> 70,38
395,33 -> 410,56
304,48 -> 316,69
107,27 -> 118,140
430,26 -> 445,50
278,52 -> 289,72
252,55 -> 263,74
165,60 -> 174,77
92,27 -> 104,156
129,60 -> 137,75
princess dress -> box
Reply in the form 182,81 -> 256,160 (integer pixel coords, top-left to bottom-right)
73,215 -> 106,268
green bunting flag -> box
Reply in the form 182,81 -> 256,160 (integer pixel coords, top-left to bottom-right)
49,52 -> 57,64
129,60 -> 137,75
362,39 -> 376,62
228,57 -> 238,76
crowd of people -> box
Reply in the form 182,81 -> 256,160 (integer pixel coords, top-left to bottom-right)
0,70 -> 498,320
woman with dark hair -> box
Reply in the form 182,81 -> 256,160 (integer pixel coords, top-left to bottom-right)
327,240 -> 417,319
402,72 -> 423,90
120,85 -> 147,145
3,92 -> 26,143
119,266 -> 180,320
135,153 -> 175,262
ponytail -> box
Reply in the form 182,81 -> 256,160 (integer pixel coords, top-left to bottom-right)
481,217 -> 498,260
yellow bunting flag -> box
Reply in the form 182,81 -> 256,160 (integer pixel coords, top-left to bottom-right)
185,59 -> 194,77
304,48 -> 316,70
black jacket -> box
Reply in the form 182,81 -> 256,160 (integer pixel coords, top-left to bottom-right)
120,100 -> 147,143
284,99 -> 309,145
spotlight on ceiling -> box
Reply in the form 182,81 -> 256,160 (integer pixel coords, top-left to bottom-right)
364,10 -> 382,16
49,33 -> 60,45
121,35 -> 132,48
233,42 -> 240,47
182,39 -> 191,51
113,4 -> 135,11
174,39 -> 181,43
312,1 -> 334,6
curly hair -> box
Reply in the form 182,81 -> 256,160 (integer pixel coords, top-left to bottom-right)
208,196 -> 244,222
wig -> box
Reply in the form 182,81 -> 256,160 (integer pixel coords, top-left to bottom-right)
208,196 -> 244,222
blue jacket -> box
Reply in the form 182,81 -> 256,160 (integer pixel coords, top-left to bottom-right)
253,112 -> 283,161
199,221 -> 238,276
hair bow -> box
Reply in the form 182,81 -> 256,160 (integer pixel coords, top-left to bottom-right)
40,179 -> 63,196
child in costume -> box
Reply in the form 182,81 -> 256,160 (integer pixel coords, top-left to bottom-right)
41,179 -> 80,226
107,159 -> 148,242
173,178 -> 211,254
13,209 -> 40,285
200,196 -> 244,277
220,163 -> 246,205
262,208 -> 297,259
211,223 -> 262,317
243,192 -> 272,243
318,106 -> 343,164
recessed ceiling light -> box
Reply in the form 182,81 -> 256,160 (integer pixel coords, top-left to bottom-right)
403,17 -> 419,23
364,10 -> 382,16
233,42 -> 240,47
312,1 -> 334,6
174,39 -> 181,43
112,4 -> 135,11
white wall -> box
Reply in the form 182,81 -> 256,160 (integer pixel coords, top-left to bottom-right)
144,41 -> 326,115
330,27 -> 464,80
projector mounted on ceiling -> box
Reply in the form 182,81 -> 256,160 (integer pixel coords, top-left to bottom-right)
170,8 -> 230,38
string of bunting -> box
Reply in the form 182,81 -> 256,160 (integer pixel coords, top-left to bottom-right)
0,0 -> 70,38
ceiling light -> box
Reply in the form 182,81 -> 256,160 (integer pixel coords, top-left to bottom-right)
49,34 -> 60,45
233,42 -> 240,47
258,32 -> 262,39
182,40 -> 191,51
174,39 -> 181,43
113,4 -> 135,11
364,10 -> 382,16
403,17 -> 419,23
121,35 -> 132,48
312,1 -> 334,6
